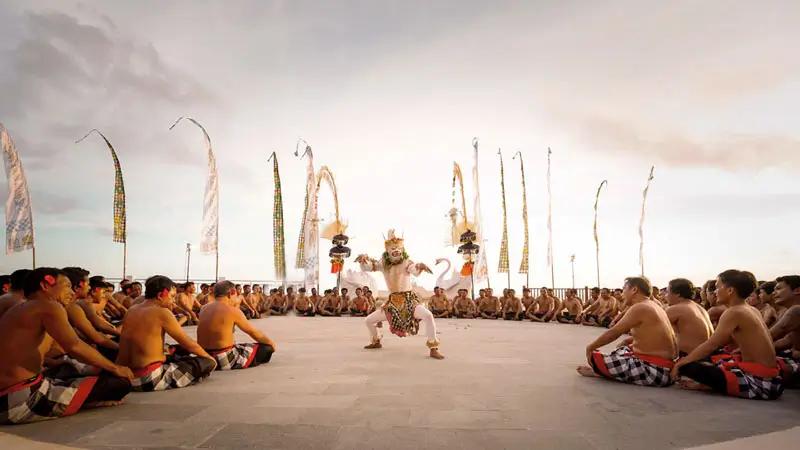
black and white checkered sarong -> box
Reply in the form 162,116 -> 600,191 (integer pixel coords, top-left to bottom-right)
717,359 -> 784,400
209,343 -> 271,370
0,374 -> 98,424
383,291 -> 420,338
776,354 -> 799,388
590,345 -> 674,387
131,355 -> 210,392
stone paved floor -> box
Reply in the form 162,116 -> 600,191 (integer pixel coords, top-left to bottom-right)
2,316 -> 799,449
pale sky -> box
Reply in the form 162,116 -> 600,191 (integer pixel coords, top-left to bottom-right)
1,0 -> 799,290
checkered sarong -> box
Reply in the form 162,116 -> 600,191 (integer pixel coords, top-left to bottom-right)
776,354 -> 799,388
131,355 -> 208,392
0,374 -> 98,424
383,291 -> 420,338
45,355 -> 101,379
590,345 -> 674,387
716,359 -> 784,400
209,343 -> 262,370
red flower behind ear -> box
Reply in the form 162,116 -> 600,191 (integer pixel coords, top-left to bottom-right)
44,275 -> 56,285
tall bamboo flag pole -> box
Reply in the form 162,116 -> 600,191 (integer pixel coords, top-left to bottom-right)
0,124 -> 35,268
268,152 -> 286,282
497,149 -> 510,289
593,180 -> 608,288
169,117 -> 220,281
512,151 -> 529,288
639,166 -> 655,276
546,148 -> 554,289
294,139 -> 311,270
75,130 -> 128,279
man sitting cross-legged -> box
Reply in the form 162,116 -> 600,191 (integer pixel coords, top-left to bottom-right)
349,287 -> 371,317
197,281 -> 275,370
665,278 -> 714,357
429,287 -> 452,319
578,276 -> 678,387
502,289 -> 525,321
478,289 -> 502,319
452,289 -> 477,318
0,268 -> 133,425
117,275 -> 217,392
556,289 -> 583,324
527,287 -> 554,322
770,275 -> 800,389
672,270 -> 783,400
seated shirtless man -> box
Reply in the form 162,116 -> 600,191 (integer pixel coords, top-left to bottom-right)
502,289 -> 525,321
197,281 -> 275,370
520,288 -> 535,312
117,275 -> 216,392
557,289 -> 583,324
293,288 -> 316,316
753,281 -> 778,328
429,287 -> 451,318
0,269 -> 30,318
452,289 -> 477,318
527,288 -> 554,322
578,276 -> 678,387
349,288 -> 370,316
317,290 -> 340,316
770,275 -> 800,388
665,278 -> 713,357
673,270 -> 783,400
478,289 -> 501,319
0,268 -> 133,425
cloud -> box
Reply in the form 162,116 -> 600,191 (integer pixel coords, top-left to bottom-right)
0,186 -> 83,215
548,111 -> 800,170
0,9 -> 221,171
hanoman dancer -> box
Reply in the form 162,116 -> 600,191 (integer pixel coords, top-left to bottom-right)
355,229 -> 444,359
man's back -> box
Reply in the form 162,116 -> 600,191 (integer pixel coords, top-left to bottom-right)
630,301 -> 677,360
0,301 -> 54,387
667,301 -> 713,354
197,302 -> 238,350
727,304 -> 777,367
116,302 -> 170,369
0,293 -> 24,319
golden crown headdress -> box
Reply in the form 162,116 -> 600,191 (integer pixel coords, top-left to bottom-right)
383,229 -> 404,249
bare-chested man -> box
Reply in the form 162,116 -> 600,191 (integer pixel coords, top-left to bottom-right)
502,288 -> 525,321
75,278 -> 121,339
0,269 -> 30,318
197,281 -> 275,370
520,288 -> 535,312
770,275 -> 800,388
429,287 -> 451,318
673,270 -> 782,400
556,289 -> 583,324
527,288 -> 553,322
577,276 -> 677,387
665,278 -> 713,357
478,288 -> 501,319
316,290 -> 338,316
175,282 -> 201,325
293,287 -> 316,316
269,287 -> 290,316
452,289 -> 477,318
309,287 -> 321,311
0,268 -> 133,424
752,281 -> 778,328
349,287 -> 370,316
117,275 -> 216,392
582,288 -> 615,327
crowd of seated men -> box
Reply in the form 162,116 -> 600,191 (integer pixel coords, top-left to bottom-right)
0,269 -> 275,425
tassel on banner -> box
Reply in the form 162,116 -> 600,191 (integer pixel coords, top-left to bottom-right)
331,259 -> 344,274
461,261 -> 474,276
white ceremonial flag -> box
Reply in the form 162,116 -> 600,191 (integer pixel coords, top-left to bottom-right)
198,124 -> 219,254
472,138 -> 489,283
302,148 -> 319,290
0,124 -> 35,254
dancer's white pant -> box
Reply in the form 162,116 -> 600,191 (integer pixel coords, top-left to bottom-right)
365,305 -> 438,347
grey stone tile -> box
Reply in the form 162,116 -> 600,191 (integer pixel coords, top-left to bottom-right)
297,407 -> 412,429
255,393 -> 359,408
198,423 -> 340,449
1,413 -> 115,445
408,408 -> 529,430
186,405 -> 305,425
71,421 -> 225,448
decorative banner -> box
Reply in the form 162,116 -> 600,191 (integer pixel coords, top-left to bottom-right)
639,166 -> 655,275
294,139 -> 311,269
269,152 -> 286,281
546,148 -> 553,269
0,124 -> 35,255
513,151 -> 529,275
170,117 -> 219,254
593,179 -> 608,287
296,143 -> 318,290
471,138 -> 488,283
316,166 -> 347,240
75,130 -> 127,244
449,162 -> 471,246
497,149 -> 510,274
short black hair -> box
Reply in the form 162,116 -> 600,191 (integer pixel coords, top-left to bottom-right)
759,281 -> 777,295
61,267 -> 89,291
89,276 -> 111,292
776,275 -> 800,291
10,269 -> 32,291
704,280 -> 717,292
623,276 -> 652,297
23,267 -> 65,297
717,269 -> 756,299
0,275 -> 10,287
668,278 -> 694,300
213,280 -> 235,298
591,287 -> 600,293
145,275 -> 176,299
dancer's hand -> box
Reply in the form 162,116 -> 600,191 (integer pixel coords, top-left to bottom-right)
355,254 -> 369,264
416,263 -> 433,274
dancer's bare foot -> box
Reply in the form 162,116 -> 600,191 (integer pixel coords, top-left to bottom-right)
429,348 -> 444,360
678,379 -> 712,391
576,365 -> 599,378
364,342 -> 382,349
85,400 -> 125,409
